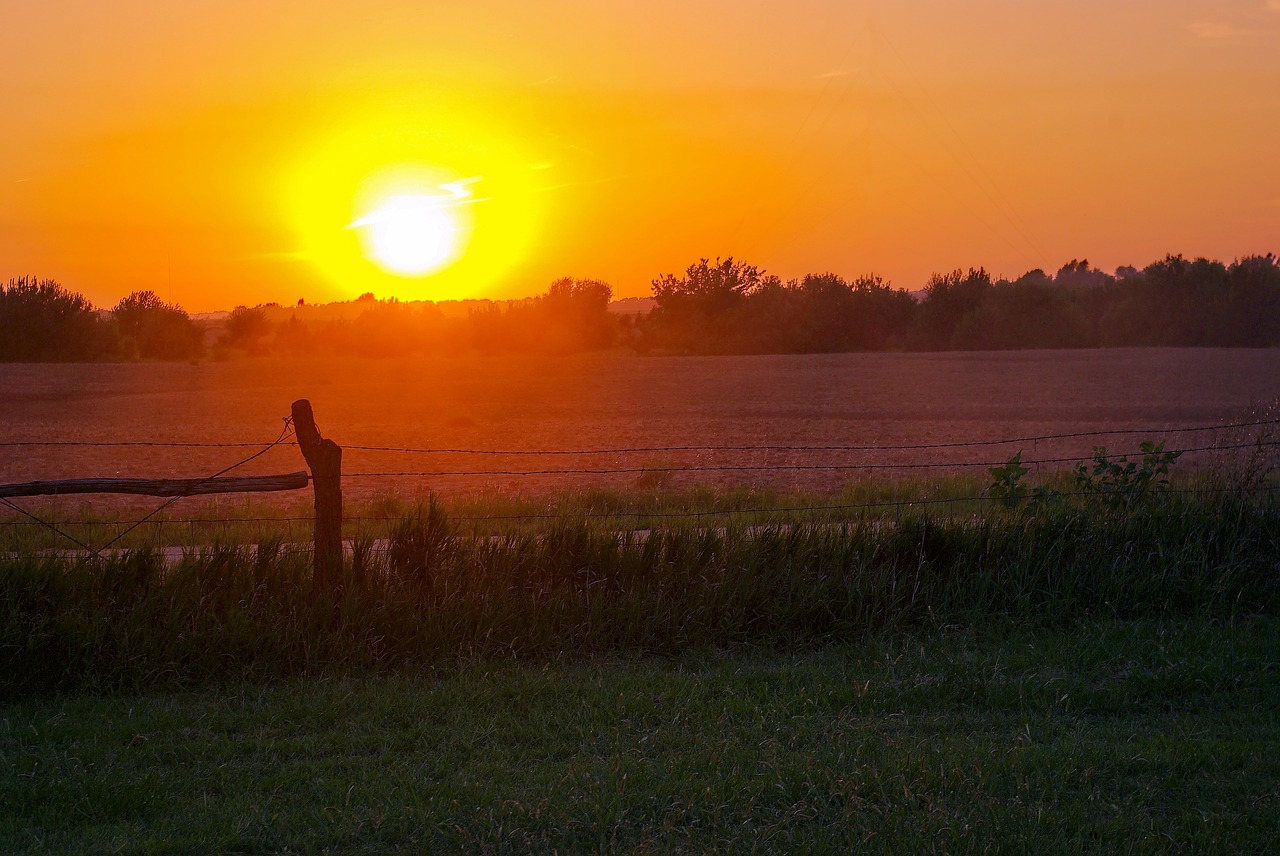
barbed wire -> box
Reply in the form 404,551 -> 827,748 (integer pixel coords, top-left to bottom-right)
2,416 -> 1275,455
337,440 -> 1275,479
3,485 -> 1274,532
0,496 -> 105,558
2,420 -> 297,558
3,440 -> 1273,530
2,416 -> 1276,558
92,419 -> 297,553
337,418 -> 1280,456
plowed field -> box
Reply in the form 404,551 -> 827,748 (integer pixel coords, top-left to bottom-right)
2,348 -> 1278,512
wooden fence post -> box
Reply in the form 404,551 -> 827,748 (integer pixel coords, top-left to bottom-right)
291,399 -> 342,599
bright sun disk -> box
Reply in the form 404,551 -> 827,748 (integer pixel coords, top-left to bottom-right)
348,193 -> 462,276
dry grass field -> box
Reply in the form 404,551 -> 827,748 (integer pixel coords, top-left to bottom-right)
2,348 -> 1278,513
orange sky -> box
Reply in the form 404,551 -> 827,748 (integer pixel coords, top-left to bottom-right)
2,0 -> 1278,311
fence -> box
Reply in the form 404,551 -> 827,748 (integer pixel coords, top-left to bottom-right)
2,401 -> 1279,601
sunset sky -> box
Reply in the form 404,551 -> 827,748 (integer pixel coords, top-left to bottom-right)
2,0 -> 1278,311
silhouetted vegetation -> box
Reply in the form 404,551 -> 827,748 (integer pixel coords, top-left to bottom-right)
0,276 -> 113,361
216,305 -> 271,356
111,290 -> 204,360
468,277 -> 615,353
3,253 -> 1279,361
646,259 -> 919,354
643,254 -> 1280,354
2,488 -> 1276,695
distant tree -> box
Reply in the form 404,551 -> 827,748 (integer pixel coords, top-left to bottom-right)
1053,259 -> 1112,290
273,314 -> 315,354
1012,268 -> 1052,288
648,257 -> 765,352
539,277 -> 616,351
967,275 -> 1094,349
1134,255 -> 1229,345
1227,253 -> 1280,284
793,273 -> 858,352
652,257 -> 764,309
112,290 -> 204,360
347,299 -> 447,357
1142,254 -> 1193,285
847,274 -> 917,350
0,277 -> 110,361
220,306 -> 271,355
545,276 -> 612,313
1224,255 -> 1280,345
912,268 -> 993,349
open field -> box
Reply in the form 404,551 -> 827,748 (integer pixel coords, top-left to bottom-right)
4,618 -> 1278,853
3,349 -> 1280,517
2,350 -> 1278,853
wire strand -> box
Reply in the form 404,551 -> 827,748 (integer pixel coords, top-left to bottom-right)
327,418 -> 1280,456
338,440 -> 1275,479
93,418 -> 296,554
0,497 -> 105,558
3,417 -> 1275,455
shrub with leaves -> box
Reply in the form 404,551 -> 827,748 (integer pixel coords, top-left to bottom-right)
1073,441 -> 1182,508
988,452 -> 1059,511
988,452 -> 1030,509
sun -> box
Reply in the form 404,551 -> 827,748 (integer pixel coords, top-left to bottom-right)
283,107 -> 544,302
349,191 -> 465,276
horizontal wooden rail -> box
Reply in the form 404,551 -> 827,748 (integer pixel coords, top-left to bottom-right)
0,472 -> 309,499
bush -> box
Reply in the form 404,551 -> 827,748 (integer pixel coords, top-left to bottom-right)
0,277 -> 111,361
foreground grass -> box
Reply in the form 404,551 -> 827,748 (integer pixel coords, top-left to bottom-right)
4,496 -> 1277,696
3,618 -> 1277,853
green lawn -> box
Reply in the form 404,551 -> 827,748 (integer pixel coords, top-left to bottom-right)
4,618 -> 1277,854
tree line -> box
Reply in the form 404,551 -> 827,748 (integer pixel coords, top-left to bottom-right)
643,254 -> 1280,353
3,253 -> 1278,361
0,279 -> 202,361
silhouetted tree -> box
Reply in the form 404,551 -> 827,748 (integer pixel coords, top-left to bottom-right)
112,290 -> 204,360
538,277 -> 616,351
965,276 -> 1094,349
1224,254 -> 1280,345
219,306 -> 271,355
648,257 -> 766,352
912,268 -> 992,349
0,277 -> 110,361
1054,259 -> 1112,290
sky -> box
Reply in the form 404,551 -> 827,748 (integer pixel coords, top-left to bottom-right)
2,0 -> 1278,311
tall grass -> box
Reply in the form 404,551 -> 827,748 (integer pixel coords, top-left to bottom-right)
5,483 -> 1274,696
3,493 -> 1277,696
0,476 -> 999,552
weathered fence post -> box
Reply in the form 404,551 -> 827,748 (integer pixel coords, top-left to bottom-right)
291,399 -> 342,599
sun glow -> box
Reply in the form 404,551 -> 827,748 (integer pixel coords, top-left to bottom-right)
284,106 -> 543,301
